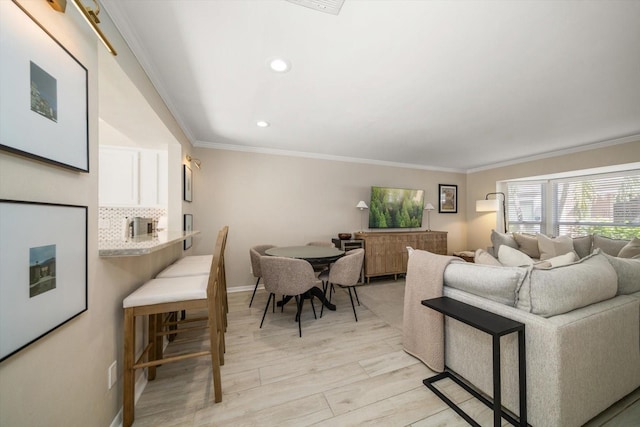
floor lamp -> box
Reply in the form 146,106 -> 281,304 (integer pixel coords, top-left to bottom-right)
476,192 -> 507,233
356,200 -> 368,231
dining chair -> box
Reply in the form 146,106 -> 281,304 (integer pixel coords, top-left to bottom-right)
260,256 -> 321,337
122,227 -> 227,427
249,244 -> 276,307
319,248 -> 365,321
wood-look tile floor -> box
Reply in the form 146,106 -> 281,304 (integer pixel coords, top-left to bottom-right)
132,279 -> 639,427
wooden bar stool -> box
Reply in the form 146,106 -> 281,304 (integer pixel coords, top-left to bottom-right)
122,228 -> 227,427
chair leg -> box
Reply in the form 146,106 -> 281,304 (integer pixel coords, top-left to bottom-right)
353,286 -> 361,306
249,277 -> 260,307
295,295 -> 303,337
123,308 -> 135,427
260,293 -> 273,328
320,282 -> 329,318
347,287 -> 358,322
309,294 -> 317,319
207,301 -> 222,403
148,314 -> 158,380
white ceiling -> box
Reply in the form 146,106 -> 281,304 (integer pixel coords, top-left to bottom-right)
102,0 -> 640,172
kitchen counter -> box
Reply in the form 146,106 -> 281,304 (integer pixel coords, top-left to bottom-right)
99,230 -> 200,257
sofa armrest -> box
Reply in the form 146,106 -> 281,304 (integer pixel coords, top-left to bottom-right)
443,286 -> 640,427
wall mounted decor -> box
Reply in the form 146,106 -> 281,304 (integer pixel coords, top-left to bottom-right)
0,200 -> 88,361
439,184 -> 458,214
184,214 -> 193,250
0,1 -> 89,172
183,164 -> 192,202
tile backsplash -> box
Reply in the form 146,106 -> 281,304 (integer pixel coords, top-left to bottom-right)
99,207 -> 167,242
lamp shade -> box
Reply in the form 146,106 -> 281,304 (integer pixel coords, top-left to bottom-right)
356,200 -> 368,209
476,199 -> 499,212
424,202 -> 435,211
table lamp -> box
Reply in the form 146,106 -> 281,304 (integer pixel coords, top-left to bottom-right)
356,200 -> 368,231
424,202 -> 435,231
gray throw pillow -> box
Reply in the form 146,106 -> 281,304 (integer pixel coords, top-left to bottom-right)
516,250 -> 617,317
474,248 -> 503,266
537,234 -> 576,260
601,252 -> 640,295
618,237 -> 640,259
593,235 -> 629,256
513,232 -> 540,258
444,263 -> 528,306
490,229 -> 518,255
572,235 -> 593,259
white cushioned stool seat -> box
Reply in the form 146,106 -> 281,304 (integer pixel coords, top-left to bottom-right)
175,255 -> 213,265
156,262 -> 211,278
123,276 -> 208,308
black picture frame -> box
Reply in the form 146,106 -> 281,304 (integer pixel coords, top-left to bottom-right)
0,1 -> 89,172
439,184 -> 458,214
183,164 -> 192,202
184,214 -> 193,250
0,199 -> 88,362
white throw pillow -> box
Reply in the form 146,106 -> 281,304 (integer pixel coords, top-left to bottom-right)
498,245 -> 534,267
537,234 -> 575,260
546,251 -> 578,267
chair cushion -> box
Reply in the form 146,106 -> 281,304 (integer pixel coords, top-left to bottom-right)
174,255 -> 213,265
156,262 -> 211,278
123,276 -> 208,308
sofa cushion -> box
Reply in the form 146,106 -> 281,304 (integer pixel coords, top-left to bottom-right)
593,235 -> 629,256
490,229 -> 518,255
601,252 -> 640,295
537,234 -> 576,260
444,263 -> 528,306
516,250 -> 617,317
498,245 -> 534,267
572,235 -> 593,259
513,232 -> 540,258
618,237 -> 640,259
474,248 -> 503,266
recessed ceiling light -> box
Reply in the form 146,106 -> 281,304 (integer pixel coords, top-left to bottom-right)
268,58 -> 291,73
256,121 -> 270,128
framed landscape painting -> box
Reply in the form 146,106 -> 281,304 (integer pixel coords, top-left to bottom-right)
0,200 -> 88,361
0,1 -> 89,172
439,184 -> 458,214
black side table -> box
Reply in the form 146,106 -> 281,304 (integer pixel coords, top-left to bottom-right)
421,297 -> 527,427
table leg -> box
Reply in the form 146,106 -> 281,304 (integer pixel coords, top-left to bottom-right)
493,335 -> 501,427
519,329 -> 527,427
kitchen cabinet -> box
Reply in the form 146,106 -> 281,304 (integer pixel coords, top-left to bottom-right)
99,146 -> 167,207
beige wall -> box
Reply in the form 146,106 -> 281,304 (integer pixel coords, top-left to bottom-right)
465,139 -> 640,251
0,1 -> 190,426
190,148 -> 468,289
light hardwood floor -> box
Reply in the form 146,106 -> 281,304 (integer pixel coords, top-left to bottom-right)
132,280 -> 639,426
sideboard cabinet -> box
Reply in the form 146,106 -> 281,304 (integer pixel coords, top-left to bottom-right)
353,231 -> 447,282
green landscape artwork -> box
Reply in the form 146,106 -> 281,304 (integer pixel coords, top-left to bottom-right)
369,187 -> 425,228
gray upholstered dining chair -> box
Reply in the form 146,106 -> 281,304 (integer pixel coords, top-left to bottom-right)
319,248 -> 365,321
260,256 -> 321,337
249,244 -> 276,307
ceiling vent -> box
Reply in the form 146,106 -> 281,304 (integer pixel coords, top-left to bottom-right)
286,0 -> 345,16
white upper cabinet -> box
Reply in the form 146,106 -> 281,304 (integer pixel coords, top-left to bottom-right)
99,146 -> 168,207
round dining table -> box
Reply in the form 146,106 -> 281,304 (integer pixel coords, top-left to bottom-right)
265,245 -> 344,265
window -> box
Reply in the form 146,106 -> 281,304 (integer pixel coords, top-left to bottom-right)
506,169 -> 640,238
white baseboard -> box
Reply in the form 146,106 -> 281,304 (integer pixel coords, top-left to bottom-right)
228,284 -> 262,293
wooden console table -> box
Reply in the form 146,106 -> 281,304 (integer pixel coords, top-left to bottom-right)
353,231 -> 447,282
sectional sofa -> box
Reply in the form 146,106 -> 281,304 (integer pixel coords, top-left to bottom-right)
409,233 -> 640,426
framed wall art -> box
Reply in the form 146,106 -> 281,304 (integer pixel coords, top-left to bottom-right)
184,214 -> 193,250
183,164 -> 192,202
0,1 -> 89,172
0,200 -> 88,361
439,184 -> 458,214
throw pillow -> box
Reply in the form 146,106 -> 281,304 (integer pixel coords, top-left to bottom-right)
444,263 -> 528,306
513,232 -> 540,258
498,245 -> 534,267
593,235 -> 629,256
537,234 -> 575,260
546,251 -> 578,267
572,235 -> 593,259
490,229 -> 518,255
516,250 -> 617,317
618,237 -> 640,259
601,252 -> 640,295
474,248 -> 503,266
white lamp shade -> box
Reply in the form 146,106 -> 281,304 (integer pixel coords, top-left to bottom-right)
356,200 -> 368,209
476,199 -> 499,212
424,202 -> 435,211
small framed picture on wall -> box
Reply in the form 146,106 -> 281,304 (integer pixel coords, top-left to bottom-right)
184,214 -> 193,250
438,184 -> 458,213
183,165 -> 192,202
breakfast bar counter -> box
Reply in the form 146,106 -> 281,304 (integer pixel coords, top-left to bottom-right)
99,230 -> 200,257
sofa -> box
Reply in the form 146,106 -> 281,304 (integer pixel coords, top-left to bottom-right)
419,233 -> 640,426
